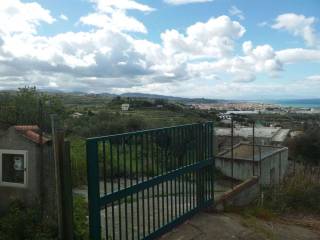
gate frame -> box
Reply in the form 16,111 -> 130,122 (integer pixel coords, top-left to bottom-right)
86,122 -> 215,240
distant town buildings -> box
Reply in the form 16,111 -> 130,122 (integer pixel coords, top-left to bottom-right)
191,102 -> 320,115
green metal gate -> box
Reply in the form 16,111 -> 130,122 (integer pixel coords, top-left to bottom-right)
86,122 -> 215,240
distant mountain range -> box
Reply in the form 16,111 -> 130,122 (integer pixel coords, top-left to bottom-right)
1,89 -> 320,106
119,92 -> 228,104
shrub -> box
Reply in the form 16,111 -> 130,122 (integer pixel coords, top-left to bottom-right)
70,137 -> 87,187
0,201 -> 57,240
264,168 -> 320,214
73,195 -> 89,240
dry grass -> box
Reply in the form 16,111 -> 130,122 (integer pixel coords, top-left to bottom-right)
265,167 -> 320,214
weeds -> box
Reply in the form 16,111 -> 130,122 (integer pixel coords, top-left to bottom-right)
263,168 -> 320,214
0,201 -> 57,240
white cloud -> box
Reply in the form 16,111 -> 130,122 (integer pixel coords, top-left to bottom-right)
276,48 -> 320,63
164,0 -> 213,5
90,0 -> 155,12
258,21 -> 268,27
272,13 -> 318,47
59,14 -> 68,21
228,6 -> 245,21
0,0 -> 319,98
0,0 -> 55,35
80,11 -> 147,33
80,0 -> 152,33
161,16 -> 245,59
186,41 -> 282,83
306,75 -> 320,82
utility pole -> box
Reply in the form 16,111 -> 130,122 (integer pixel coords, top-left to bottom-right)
231,115 -> 234,189
252,120 -> 255,176
51,115 -> 74,240
38,99 -> 44,218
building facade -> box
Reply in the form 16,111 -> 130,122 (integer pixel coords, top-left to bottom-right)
0,125 -> 56,221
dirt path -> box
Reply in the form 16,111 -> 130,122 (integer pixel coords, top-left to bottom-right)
160,212 -> 320,240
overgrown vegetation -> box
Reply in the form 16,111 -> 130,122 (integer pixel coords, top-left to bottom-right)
0,201 -> 57,240
286,125 -> 320,166
70,137 -> 87,186
263,168 -> 320,214
66,110 -> 148,138
73,195 -> 89,240
230,167 -> 320,222
0,196 -> 89,240
0,87 -> 66,131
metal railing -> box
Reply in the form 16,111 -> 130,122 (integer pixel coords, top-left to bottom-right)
86,122 -> 215,240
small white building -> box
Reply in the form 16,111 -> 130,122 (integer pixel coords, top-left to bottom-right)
121,103 -> 130,111
216,143 -> 289,185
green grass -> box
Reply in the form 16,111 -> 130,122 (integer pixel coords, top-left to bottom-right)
73,195 -> 89,240
70,136 -> 87,187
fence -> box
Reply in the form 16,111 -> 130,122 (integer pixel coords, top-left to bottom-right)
86,122 -> 215,240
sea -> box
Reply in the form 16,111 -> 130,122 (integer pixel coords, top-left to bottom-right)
262,99 -> 320,109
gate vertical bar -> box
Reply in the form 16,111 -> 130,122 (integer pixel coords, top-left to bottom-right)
87,139 -> 101,240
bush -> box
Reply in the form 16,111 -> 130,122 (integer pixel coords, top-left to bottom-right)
264,168 -> 320,214
0,201 -> 57,240
73,195 -> 89,240
286,126 -> 320,166
70,137 -> 87,187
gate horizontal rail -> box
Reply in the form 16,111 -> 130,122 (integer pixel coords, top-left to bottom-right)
87,122 -> 215,240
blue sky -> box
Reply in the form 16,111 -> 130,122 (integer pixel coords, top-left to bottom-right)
0,0 -> 320,99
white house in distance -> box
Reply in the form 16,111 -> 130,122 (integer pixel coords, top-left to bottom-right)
71,112 -> 83,118
121,103 -> 130,111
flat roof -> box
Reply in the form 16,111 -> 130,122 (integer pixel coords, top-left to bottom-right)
272,129 -> 290,142
217,143 -> 287,161
215,126 -> 290,139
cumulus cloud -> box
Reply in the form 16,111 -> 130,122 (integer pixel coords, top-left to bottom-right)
186,41 -> 282,83
228,6 -> 245,21
0,0 -> 55,35
0,0 -> 319,98
79,0 -> 153,34
161,16 -> 245,59
59,14 -> 68,21
276,48 -> 320,63
80,11 -> 148,33
90,0 -> 155,12
164,0 -> 213,5
272,13 -> 318,47
306,75 -> 320,82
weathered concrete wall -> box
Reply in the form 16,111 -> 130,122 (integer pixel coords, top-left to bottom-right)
215,157 -> 260,181
260,149 -> 288,185
215,144 -> 289,186
216,136 -> 273,153
0,127 -> 40,212
0,128 -> 57,224
215,176 -> 260,211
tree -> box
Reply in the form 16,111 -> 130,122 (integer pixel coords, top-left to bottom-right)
0,87 -> 66,131
287,126 -> 320,166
